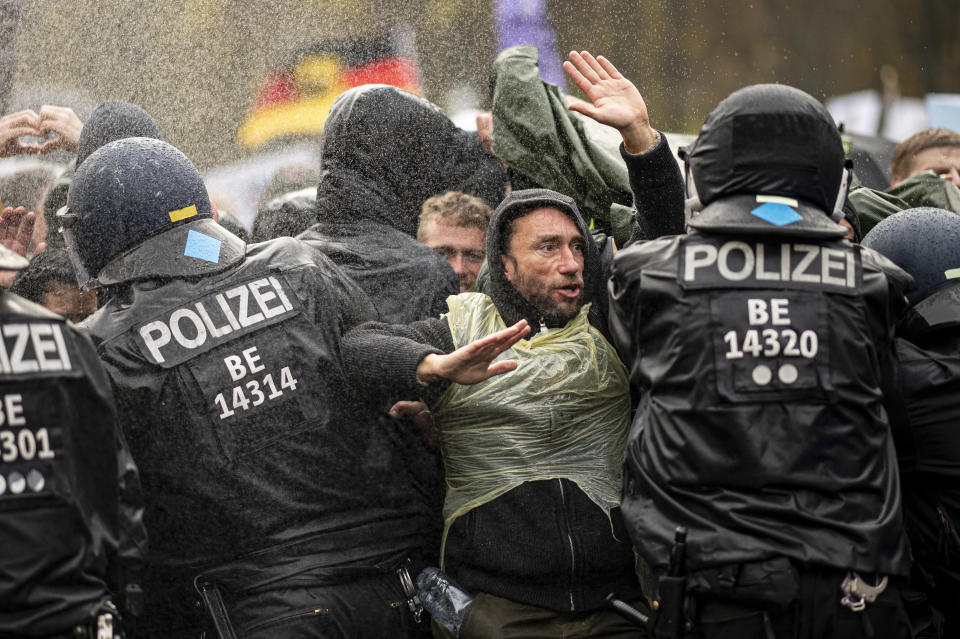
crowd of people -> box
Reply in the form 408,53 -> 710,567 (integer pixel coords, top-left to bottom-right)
0,46 -> 958,639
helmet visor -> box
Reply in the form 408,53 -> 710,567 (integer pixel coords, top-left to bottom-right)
56,206 -> 99,291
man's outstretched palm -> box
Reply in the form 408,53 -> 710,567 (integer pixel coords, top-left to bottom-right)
417,320 -> 530,385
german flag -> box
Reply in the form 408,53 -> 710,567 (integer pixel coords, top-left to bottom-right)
237,36 -> 422,148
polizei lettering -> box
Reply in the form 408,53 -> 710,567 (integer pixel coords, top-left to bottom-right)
137,275 -> 300,367
0,323 -> 73,375
679,238 -> 861,294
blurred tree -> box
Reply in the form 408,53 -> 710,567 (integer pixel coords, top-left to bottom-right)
10,0 -> 959,170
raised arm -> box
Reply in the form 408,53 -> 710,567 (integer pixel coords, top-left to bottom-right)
563,51 -> 656,154
564,50 -> 684,243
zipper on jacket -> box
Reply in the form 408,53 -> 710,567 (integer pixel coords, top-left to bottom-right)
539,316 -> 548,333
557,478 -> 576,611
245,607 -> 329,632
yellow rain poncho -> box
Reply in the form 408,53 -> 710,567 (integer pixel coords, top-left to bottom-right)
432,293 -> 632,563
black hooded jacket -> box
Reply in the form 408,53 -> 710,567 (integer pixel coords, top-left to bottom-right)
342,189 -> 643,612
298,84 -> 507,324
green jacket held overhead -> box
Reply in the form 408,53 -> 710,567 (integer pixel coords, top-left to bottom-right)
490,45 -> 637,247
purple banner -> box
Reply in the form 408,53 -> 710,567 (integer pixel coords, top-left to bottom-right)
494,0 -> 565,90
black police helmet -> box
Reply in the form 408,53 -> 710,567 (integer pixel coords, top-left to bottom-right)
861,207 -> 960,302
686,84 -> 844,213
66,137 -> 212,280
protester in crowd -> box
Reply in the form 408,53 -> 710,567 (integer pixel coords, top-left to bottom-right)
417,191 -> 492,293
0,205 -> 39,288
298,84 -> 506,323
245,163 -> 322,242
608,81 -> 912,638
0,109 -> 44,157
64,137 -> 434,638
251,186 -> 317,242
890,128 -> 960,187
342,52 -> 686,639
0,238 -> 145,639
851,128 -> 960,234
74,100 -> 161,168
0,163 -> 61,253
863,208 -> 960,639
10,248 -> 98,322
344,188 -> 646,639
0,100 -> 164,249
295,88 -> 516,632
885,128 -> 960,214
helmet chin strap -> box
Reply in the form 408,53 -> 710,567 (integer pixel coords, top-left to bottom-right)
831,160 -> 853,222
679,146 -> 702,225
684,196 -> 703,225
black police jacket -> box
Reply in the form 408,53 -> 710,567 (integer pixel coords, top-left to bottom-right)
83,222 -> 433,635
891,280 -> 960,482
609,202 -> 912,578
0,291 -> 145,637
888,281 -> 960,599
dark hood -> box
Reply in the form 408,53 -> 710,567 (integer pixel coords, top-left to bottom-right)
485,188 -> 605,330
76,100 -> 162,168
314,85 -> 506,237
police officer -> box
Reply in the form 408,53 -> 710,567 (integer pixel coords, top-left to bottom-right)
863,208 -> 960,638
61,137 -> 426,638
608,85 -> 912,638
0,237 -> 145,637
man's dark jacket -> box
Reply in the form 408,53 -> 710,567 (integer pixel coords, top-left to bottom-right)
298,84 -> 507,324
0,291 -> 145,637
82,220 -> 433,636
608,197 -> 912,579
342,140 -> 683,611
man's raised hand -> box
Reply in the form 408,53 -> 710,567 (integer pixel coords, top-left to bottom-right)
563,51 -> 657,154
416,320 -> 530,385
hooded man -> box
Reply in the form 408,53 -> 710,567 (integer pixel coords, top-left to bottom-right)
298,84 -> 507,324
295,88 -> 513,608
608,84 -> 912,638
343,187 -> 646,639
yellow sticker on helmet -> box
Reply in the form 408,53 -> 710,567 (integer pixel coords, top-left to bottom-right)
945,268 -> 960,279
169,204 -> 198,223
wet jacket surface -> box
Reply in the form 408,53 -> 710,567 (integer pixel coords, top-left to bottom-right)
83,227 -> 437,635
0,292 -> 144,637
343,190 -> 644,613
299,84 -> 506,325
888,281 -> 960,605
609,211 -> 912,578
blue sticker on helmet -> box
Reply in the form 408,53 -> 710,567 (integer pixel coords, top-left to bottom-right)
184,230 -> 222,263
750,202 -> 803,226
